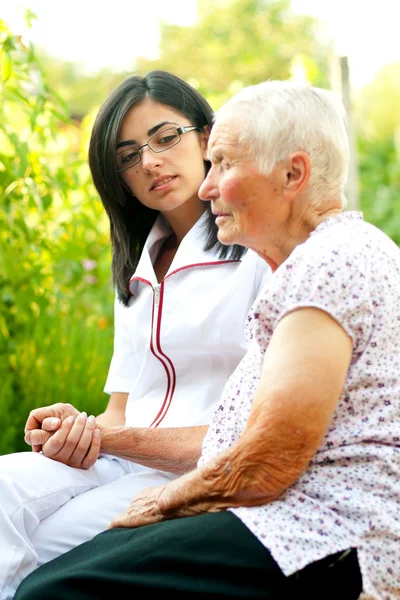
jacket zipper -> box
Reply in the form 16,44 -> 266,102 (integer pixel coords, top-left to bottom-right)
149,281 -> 176,427
153,283 -> 160,306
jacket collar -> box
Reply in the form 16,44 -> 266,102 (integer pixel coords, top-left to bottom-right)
129,211 -> 239,292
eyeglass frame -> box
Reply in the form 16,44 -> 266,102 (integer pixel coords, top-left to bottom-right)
115,125 -> 200,172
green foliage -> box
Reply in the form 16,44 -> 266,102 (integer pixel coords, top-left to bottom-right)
358,136 -> 400,245
0,15 -> 114,454
136,0 -> 331,107
33,50 -> 131,119
355,63 -> 400,140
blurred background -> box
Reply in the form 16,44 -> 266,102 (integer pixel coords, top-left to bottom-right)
1,0 -> 399,453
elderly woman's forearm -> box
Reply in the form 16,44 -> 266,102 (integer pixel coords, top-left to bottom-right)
157,311 -> 352,516
156,421 -> 318,518
99,425 -> 208,474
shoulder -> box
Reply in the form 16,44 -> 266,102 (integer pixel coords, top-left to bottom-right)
288,213 -> 399,281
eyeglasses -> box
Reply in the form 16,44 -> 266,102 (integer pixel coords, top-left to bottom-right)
116,125 -> 199,172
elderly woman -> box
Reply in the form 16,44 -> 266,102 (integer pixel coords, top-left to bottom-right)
15,82 -> 400,600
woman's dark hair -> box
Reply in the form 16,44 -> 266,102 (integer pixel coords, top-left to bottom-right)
89,70 -> 245,305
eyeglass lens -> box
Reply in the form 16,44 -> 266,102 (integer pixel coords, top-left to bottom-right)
116,126 -> 182,171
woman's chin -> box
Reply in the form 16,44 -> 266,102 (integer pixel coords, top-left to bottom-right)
216,224 -> 240,247
217,231 -> 237,246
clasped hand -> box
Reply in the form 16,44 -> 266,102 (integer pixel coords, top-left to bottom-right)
24,402 -> 101,469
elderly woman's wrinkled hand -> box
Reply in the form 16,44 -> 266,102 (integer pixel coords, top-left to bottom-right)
108,485 -> 168,530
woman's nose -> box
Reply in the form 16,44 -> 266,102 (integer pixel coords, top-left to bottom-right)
141,146 -> 162,171
199,168 -> 218,201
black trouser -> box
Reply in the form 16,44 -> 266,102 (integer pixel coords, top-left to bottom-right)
14,511 -> 363,599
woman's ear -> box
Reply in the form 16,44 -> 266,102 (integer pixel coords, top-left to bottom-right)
200,125 -> 211,160
283,152 -> 311,200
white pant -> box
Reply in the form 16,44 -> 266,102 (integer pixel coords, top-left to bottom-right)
0,451 -> 174,599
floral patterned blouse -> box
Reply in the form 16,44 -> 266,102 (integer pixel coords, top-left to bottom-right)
199,212 -> 400,600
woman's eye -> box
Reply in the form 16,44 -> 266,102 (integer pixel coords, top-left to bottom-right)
122,151 -> 139,164
158,134 -> 178,145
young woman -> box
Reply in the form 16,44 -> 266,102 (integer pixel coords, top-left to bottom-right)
0,71 -> 269,599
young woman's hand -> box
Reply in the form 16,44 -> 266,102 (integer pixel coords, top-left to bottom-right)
38,413 -> 102,470
24,403 -> 80,451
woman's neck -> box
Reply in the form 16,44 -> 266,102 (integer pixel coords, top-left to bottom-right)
254,201 -> 344,270
153,202 -> 206,283
161,201 -> 206,246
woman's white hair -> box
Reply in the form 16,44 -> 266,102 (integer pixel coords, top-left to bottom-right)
215,81 -> 349,207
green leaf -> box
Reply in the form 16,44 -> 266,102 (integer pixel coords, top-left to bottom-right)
2,52 -> 12,82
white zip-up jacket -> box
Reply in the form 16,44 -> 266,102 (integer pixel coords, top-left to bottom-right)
104,211 -> 270,428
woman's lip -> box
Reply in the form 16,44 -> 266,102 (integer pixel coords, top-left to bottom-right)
150,175 -> 177,191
